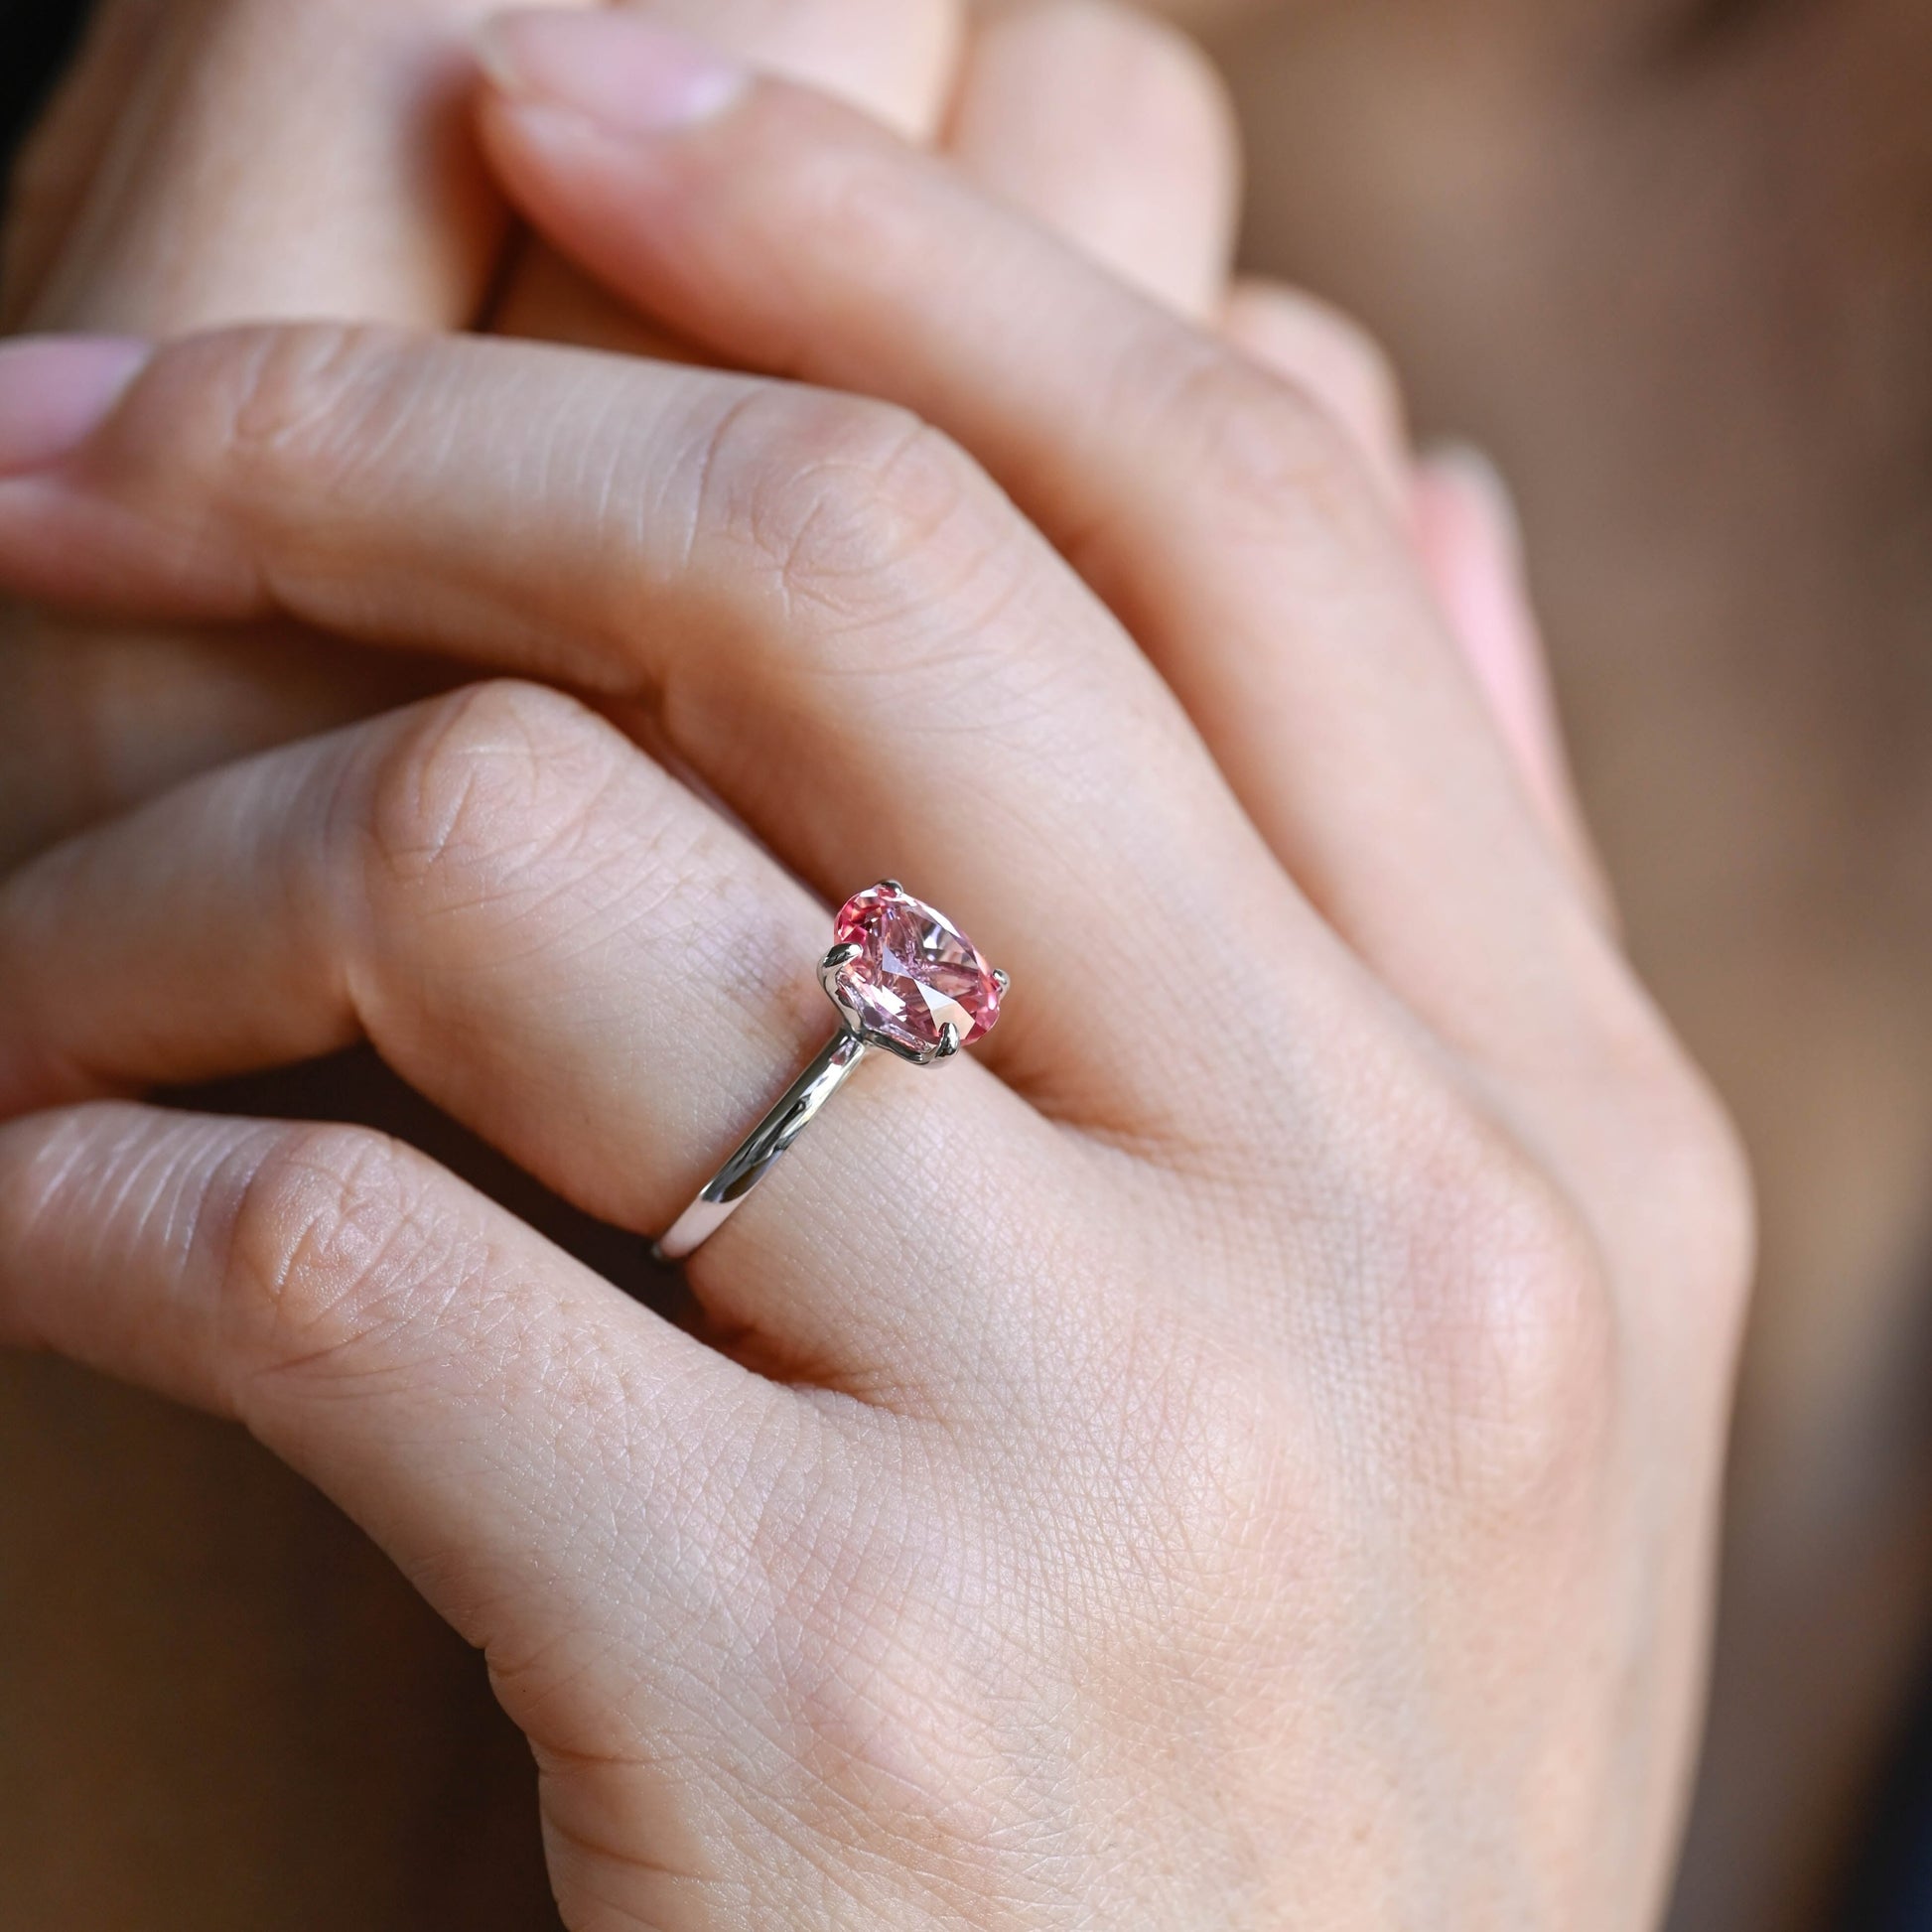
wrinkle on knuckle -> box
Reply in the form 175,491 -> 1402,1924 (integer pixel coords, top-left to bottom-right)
180,320 -> 419,514
1234,288 -> 1403,419
353,681 -> 638,923
1127,333 -> 1384,553
703,389 -> 1029,685
739,1477 -> 1019,1884
216,1122 -> 489,1385
1107,1319 -> 1304,1584
721,393 -> 957,604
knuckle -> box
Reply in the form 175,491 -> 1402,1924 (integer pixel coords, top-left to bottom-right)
351,681 -> 634,915
1382,1108 -> 1620,1515
1137,335 -> 1386,547
1676,1084 -> 1756,1327
1232,288 -> 1407,460
702,387 -> 1025,660
1614,1044 -> 1757,1352
217,1122 -> 490,1382
156,320 -> 421,517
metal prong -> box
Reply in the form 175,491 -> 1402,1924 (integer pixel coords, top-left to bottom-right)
879,879 -> 904,896
991,968 -> 1011,995
818,944 -> 869,1032
935,1023 -> 963,1060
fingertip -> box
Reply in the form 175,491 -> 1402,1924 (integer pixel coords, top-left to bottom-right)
475,10 -> 751,135
1413,443 -> 1548,764
1415,444 -> 1618,921
949,0 -> 1240,314
0,335 -> 151,480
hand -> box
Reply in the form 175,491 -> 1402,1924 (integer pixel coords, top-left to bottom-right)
0,0 -> 1237,868
0,23 -> 1748,1926
2,0 -> 1555,890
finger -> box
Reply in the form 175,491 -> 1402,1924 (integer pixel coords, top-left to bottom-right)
1,0 -> 577,867
944,0 -> 1239,315
1220,278 -> 1411,508
0,1098 -> 768,1694
1222,282 -> 1609,906
0,682 -> 1090,1399
0,603 -> 452,875
473,26 -> 1615,1060
489,0 -> 963,348
17,0 -> 556,334
0,325 -> 1324,1142
635,0 -> 960,139
1411,446 -> 1615,917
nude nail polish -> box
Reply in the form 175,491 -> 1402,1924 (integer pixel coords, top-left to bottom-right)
0,337 -> 150,479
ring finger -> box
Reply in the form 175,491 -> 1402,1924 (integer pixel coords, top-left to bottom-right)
0,680 -> 1103,1406
0,324 -> 1333,1137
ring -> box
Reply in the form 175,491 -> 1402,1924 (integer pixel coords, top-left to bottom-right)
650,882 -> 1009,1264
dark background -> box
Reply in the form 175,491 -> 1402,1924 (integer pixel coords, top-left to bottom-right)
2,0 -> 83,172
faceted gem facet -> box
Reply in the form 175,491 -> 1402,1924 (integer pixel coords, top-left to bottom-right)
830,884 -> 1003,1056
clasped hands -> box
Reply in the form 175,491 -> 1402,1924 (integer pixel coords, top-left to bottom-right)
0,3 -> 1750,1926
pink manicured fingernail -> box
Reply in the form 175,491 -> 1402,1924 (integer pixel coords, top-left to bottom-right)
0,337 -> 150,479
478,11 -> 749,132
1429,441 -> 1524,570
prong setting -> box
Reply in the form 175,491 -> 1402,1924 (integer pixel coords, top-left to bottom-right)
657,881 -> 1003,1263
822,881 -> 1003,1065
817,945 -> 863,1010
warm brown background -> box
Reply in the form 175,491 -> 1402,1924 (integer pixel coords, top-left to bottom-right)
5,1 -> 1932,1927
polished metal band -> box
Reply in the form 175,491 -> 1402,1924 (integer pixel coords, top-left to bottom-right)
651,882 -> 1006,1266
650,1029 -> 870,1264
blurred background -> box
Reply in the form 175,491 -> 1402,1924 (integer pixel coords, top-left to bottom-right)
5,0 -> 1932,1926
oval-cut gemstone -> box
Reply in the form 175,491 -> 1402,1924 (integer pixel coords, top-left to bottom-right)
830,884 -> 1003,1056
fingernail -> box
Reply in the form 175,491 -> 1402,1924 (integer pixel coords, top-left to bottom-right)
478,11 -> 749,133
0,337 -> 150,480
1427,440 -> 1524,569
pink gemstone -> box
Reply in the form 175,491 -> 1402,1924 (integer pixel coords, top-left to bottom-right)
830,884 -> 1004,1056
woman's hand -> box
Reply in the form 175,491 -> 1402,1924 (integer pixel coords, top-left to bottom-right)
0,24 -> 1747,1926
2,0 -> 1550,889
0,0 -> 1242,867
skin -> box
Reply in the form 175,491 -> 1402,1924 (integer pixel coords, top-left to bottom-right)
0,0 -> 1559,876
1199,1 -> 1932,1923
0,9 -> 1278,1920
0,3 -> 1580,1922
7,0 -> 1920,1921
0,9 -> 1757,1931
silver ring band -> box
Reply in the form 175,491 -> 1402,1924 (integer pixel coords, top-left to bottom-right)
651,1028 -> 870,1263
649,882 -> 1007,1267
